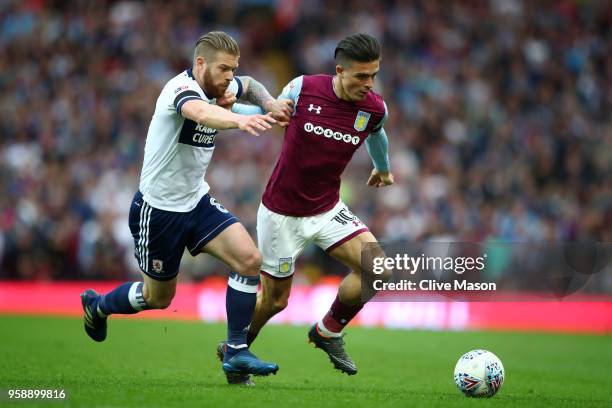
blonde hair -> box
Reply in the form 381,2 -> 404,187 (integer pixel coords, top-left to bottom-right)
193,31 -> 240,63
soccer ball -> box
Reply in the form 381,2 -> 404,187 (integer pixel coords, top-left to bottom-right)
453,349 -> 504,397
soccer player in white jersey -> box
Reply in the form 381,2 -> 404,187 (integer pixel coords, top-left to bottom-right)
80,31 -> 294,385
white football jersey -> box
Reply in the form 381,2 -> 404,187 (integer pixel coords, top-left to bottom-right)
139,69 -> 243,212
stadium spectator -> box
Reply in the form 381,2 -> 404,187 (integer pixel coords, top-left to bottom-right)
0,0 -> 610,282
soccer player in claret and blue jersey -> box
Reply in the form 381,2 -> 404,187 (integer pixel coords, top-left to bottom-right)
79,31 -> 294,385
218,33 -> 394,380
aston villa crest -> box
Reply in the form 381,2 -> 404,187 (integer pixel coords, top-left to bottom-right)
354,110 -> 371,131
279,257 -> 292,274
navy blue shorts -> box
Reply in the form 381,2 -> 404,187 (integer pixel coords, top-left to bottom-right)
128,191 -> 238,281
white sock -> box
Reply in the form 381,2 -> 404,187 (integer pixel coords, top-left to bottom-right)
317,319 -> 342,338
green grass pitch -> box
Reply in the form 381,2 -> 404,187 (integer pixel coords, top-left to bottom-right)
0,315 -> 610,407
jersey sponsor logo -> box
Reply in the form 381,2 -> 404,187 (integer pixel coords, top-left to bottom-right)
174,85 -> 189,94
178,120 -> 218,147
303,122 -> 360,145
354,110 -> 371,131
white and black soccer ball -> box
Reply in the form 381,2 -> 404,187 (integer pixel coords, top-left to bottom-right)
453,349 -> 504,397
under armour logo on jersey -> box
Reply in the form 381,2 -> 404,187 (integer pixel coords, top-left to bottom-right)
308,104 -> 322,114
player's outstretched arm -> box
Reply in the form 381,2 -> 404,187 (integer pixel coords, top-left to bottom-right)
216,88 -> 291,128
238,76 -> 294,124
181,99 -> 276,136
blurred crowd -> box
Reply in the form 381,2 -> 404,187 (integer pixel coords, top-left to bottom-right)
0,0 -> 610,283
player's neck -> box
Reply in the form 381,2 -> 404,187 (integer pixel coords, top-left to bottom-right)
192,66 -> 208,94
332,75 -> 351,102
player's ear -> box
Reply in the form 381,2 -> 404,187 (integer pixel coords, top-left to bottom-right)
335,64 -> 344,76
195,56 -> 205,70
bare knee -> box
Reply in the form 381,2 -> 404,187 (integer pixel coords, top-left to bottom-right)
360,266 -> 393,302
144,293 -> 174,309
362,259 -> 394,283
262,292 -> 289,314
377,268 -> 393,283
235,250 -> 262,277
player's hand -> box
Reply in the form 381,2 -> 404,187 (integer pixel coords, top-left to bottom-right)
237,113 -> 276,136
217,91 -> 237,110
264,98 -> 294,127
367,169 -> 394,188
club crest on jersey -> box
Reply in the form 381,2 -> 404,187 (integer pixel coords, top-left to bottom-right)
354,111 -> 371,131
152,259 -> 164,273
279,258 -> 292,274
